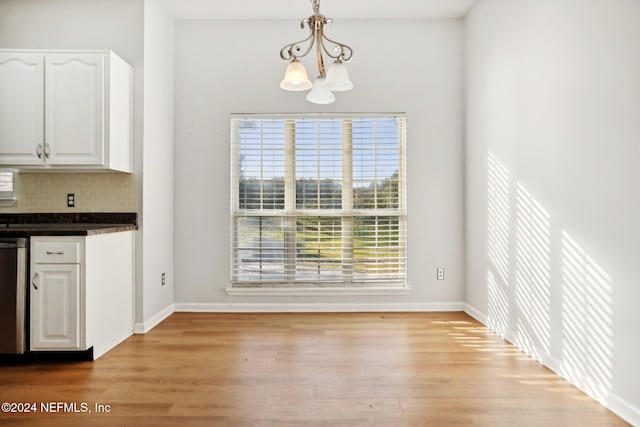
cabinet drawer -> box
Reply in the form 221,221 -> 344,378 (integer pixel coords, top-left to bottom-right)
32,241 -> 80,264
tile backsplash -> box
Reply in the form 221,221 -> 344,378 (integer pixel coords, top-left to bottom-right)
2,173 -> 138,213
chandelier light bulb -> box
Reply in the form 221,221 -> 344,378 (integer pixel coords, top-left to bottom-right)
280,59 -> 312,91
324,61 -> 353,92
306,77 -> 335,104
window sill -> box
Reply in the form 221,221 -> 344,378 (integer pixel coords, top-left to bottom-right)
225,286 -> 412,297
0,198 -> 16,207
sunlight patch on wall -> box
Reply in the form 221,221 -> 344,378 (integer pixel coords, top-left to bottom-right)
515,184 -> 551,358
485,151 -> 616,406
487,269 -> 509,337
486,152 -> 511,336
487,152 -> 511,283
561,232 -> 614,402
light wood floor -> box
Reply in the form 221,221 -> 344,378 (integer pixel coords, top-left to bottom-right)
0,312 -> 629,426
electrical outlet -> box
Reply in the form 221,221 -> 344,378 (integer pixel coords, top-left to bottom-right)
67,193 -> 75,208
437,268 -> 444,280
162,272 -> 166,286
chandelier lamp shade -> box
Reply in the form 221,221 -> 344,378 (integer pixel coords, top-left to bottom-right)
279,0 -> 353,104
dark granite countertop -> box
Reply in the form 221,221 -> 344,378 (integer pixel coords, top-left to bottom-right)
0,213 -> 137,237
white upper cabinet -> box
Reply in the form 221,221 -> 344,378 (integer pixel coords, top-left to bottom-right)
45,53 -> 105,167
0,53 -> 44,166
0,50 -> 132,172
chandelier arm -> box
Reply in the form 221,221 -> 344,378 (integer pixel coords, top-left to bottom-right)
320,33 -> 353,62
280,30 -> 316,61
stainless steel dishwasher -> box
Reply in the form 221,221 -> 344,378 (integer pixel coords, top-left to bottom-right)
0,237 -> 28,354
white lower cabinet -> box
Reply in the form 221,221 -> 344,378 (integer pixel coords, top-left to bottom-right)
31,263 -> 81,350
30,232 -> 134,359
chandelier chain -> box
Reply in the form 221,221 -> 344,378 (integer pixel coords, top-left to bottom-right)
280,1 -> 353,66
310,0 -> 320,14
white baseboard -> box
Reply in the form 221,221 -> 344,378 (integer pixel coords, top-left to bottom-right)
463,303 -> 487,324
463,305 -> 640,427
133,304 -> 175,334
603,394 -> 640,427
173,301 -> 465,313
539,350 -> 640,426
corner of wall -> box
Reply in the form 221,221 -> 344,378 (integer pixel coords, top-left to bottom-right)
133,303 -> 175,334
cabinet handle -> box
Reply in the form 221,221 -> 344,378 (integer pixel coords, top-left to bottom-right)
46,251 -> 64,255
37,144 -> 43,159
32,272 -> 39,290
44,143 -> 51,158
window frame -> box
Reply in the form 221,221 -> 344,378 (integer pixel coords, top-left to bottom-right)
230,113 -> 407,291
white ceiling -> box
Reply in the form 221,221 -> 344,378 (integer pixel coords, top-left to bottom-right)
159,0 -> 477,20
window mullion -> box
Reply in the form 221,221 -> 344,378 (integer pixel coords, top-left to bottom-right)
284,119 -> 297,282
230,122 -> 239,211
230,120 -> 239,281
259,123 -> 264,211
398,117 -> 407,213
373,121 -> 378,208
316,124 -> 321,209
342,120 -> 354,283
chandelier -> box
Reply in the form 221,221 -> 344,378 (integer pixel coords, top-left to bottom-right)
279,0 -> 353,104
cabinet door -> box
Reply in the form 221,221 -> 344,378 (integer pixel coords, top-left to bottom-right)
45,53 -> 105,166
0,53 -> 45,166
30,264 -> 81,350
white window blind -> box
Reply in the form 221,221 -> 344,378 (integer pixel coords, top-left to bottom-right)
0,169 -> 13,199
231,114 -> 406,288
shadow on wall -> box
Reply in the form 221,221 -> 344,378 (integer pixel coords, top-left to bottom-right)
486,152 -> 614,403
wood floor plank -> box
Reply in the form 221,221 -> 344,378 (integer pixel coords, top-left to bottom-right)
0,312 -> 629,426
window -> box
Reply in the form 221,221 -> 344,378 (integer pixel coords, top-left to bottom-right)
231,114 -> 406,288
0,169 -> 14,200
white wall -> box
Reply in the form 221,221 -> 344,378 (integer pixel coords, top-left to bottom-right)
139,0 -> 175,330
173,19 -> 465,309
464,0 -> 640,424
